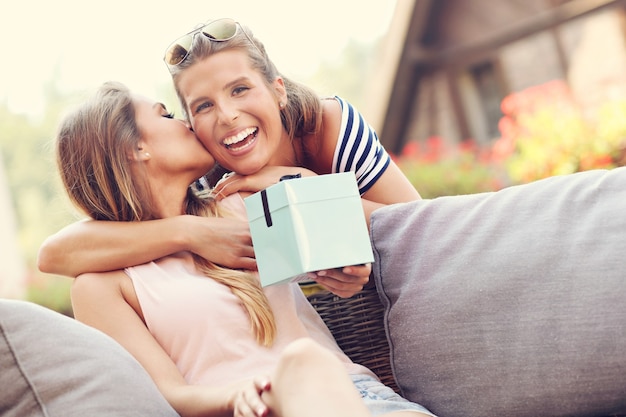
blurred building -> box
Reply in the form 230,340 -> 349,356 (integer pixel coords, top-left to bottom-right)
370,0 -> 626,154
0,148 -> 26,298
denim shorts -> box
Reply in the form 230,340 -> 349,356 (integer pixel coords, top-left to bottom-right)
351,374 -> 436,416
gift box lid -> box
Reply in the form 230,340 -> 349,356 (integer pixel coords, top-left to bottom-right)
245,172 -> 360,221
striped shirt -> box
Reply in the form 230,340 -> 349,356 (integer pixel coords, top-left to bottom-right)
331,96 -> 390,195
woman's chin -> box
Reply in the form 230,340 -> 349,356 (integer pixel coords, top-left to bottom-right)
224,159 -> 268,176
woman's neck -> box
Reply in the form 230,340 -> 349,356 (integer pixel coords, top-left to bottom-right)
270,132 -> 304,168
148,178 -> 193,219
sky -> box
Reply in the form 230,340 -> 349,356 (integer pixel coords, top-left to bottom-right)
0,0 -> 399,119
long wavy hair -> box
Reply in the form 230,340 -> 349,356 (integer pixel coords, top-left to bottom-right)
56,81 -> 276,346
168,21 -> 324,184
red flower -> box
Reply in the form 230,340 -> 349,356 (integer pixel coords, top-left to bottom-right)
401,141 -> 420,159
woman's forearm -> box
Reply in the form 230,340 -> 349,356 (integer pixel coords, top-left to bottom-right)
164,383 -> 235,417
37,216 -> 192,277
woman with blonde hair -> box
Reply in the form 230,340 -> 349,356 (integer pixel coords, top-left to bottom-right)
38,18 -> 420,280
56,81 -> 435,417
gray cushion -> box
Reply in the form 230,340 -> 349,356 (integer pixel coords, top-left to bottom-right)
0,299 -> 179,417
371,167 -> 626,417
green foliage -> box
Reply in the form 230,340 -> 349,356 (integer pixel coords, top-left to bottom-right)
0,89 -> 78,312
305,38 -> 379,110
494,80 -> 626,183
26,275 -> 73,316
397,80 -> 626,197
394,137 -> 507,198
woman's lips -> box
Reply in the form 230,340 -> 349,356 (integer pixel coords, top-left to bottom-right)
223,127 -> 258,151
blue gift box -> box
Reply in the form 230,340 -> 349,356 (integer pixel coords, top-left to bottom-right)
244,172 -> 374,287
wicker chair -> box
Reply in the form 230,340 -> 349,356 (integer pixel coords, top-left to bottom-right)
305,283 -> 399,393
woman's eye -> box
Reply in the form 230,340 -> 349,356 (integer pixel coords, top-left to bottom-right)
233,86 -> 249,96
163,112 -> 175,119
195,102 -> 211,114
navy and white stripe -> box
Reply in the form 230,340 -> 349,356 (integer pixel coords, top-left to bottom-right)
332,96 -> 390,195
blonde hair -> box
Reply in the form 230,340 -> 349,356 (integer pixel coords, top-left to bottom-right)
56,81 -> 276,345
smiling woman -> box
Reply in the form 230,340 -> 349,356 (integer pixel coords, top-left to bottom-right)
167,18 -> 419,202
3,2 -> 399,306
43,79 -> 437,417
37,15 -> 419,280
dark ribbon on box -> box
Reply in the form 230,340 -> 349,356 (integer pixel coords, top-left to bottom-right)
261,173 -> 302,228
261,189 -> 272,227
279,173 -> 301,181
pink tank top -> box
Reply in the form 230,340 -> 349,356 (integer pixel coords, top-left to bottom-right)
125,195 -> 374,386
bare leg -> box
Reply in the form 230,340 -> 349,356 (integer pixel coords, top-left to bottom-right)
263,338 -> 371,417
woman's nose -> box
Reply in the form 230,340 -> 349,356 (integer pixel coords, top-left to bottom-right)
216,103 -> 239,124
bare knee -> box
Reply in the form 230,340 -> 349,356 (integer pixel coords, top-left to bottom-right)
279,338 -> 336,368
278,338 -> 342,373
267,339 -> 371,417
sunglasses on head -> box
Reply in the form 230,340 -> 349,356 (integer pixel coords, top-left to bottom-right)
164,18 -> 254,67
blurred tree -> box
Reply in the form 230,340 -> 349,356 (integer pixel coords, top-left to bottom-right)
305,38 -> 379,112
0,144 -> 26,298
0,84 -> 77,313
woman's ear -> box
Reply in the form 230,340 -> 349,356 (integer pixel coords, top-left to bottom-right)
129,143 -> 151,162
273,76 -> 287,106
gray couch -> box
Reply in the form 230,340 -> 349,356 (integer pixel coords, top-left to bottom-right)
0,299 -> 178,417
368,167 -> 626,417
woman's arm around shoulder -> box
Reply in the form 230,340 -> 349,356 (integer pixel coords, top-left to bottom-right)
38,215 -> 256,278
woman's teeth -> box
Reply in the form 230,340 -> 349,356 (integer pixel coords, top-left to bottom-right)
223,127 -> 258,150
